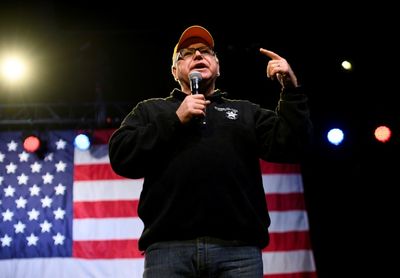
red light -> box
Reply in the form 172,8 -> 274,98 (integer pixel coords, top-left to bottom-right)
23,135 -> 41,152
374,125 -> 391,143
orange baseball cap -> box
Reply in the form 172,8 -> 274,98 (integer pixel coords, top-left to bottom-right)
172,25 -> 215,64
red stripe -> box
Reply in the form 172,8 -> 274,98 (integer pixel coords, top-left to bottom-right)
74,200 -> 139,218
263,272 -> 318,278
260,161 -> 301,174
73,239 -> 143,258
74,194 -> 305,219
263,231 -> 311,252
266,193 -> 305,211
72,234 -> 312,259
75,161 -> 301,180
74,164 -> 125,180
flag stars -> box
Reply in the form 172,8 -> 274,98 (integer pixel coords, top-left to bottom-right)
44,152 -> 54,162
2,209 -> 14,221
1,133 -> 76,258
55,139 -> 67,150
18,151 -> 29,162
27,208 -> 40,221
7,140 -> 18,151
6,162 -> 17,174
4,185 -> 15,197
41,195 -> 53,208
55,160 -> 67,172
54,183 -> 66,195
1,234 -> 12,247
42,172 -> 54,184
14,221 -> 26,233
15,196 -> 28,208
26,233 -> 39,246
53,233 -> 65,245
0,133 -> 77,257
53,207 -> 66,220
40,220 -> 52,233
30,161 -> 42,173
17,173 -> 29,185
29,184 -> 41,196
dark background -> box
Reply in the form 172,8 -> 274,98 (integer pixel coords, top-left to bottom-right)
0,1 -> 398,277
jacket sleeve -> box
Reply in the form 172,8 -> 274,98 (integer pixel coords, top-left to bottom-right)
255,86 -> 313,163
108,100 -> 181,179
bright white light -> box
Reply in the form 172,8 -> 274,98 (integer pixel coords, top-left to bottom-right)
327,128 -> 344,146
1,56 -> 28,82
341,60 -> 352,71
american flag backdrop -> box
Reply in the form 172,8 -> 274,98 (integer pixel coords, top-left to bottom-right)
0,129 -> 317,278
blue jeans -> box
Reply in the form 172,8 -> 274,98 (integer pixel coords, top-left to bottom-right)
143,237 -> 263,278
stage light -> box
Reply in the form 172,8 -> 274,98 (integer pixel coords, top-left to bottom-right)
341,60 -> 352,71
327,128 -> 344,146
0,52 -> 31,86
23,134 -> 41,153
74,133 -> 91,151
374,125 -> 391,143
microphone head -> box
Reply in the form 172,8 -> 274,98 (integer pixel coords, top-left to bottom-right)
188,71 -> 202,81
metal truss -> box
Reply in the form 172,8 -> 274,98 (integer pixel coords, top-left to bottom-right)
0,102 -> 134,130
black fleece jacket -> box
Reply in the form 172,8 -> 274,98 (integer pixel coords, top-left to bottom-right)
108,87 -> 312,251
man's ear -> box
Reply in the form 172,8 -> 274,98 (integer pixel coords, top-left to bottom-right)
171,65 -> 178,81
215,56 -> 220,76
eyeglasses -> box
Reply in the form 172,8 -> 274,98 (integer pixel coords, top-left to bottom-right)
176,46 -> 215,62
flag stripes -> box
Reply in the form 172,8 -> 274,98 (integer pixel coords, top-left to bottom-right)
0,129 -> 317,277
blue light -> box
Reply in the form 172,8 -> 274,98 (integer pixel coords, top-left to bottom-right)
74,133 -> 91,150
327,128 -> 344,146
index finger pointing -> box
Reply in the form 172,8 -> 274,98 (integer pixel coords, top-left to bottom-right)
260,48 -> 282,60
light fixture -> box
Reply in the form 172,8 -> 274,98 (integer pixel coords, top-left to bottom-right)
23,134 -> 41,153
74,132 -> 91,151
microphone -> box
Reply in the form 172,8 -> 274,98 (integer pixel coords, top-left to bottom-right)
189,71 -> 202,95
188,71 -> 206,125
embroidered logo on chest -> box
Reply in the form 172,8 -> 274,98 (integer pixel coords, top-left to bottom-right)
214,106 -> 239,120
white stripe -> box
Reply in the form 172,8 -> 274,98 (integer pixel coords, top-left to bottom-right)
73,212 -> 308,240
73,175 -> 299,202
73,179 -> 143,201
263,250 -> 316,274
73,218 -> 143,240
0,258 -> 145,278
269,210 -> 310,232
262,174 -> 304,194
74,148 -> 110,165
